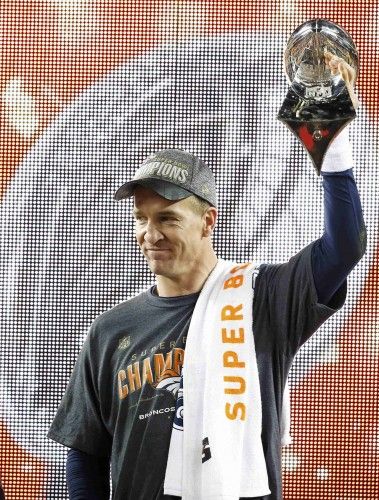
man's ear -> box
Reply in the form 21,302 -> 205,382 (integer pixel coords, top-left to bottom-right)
202,207 -> 217,236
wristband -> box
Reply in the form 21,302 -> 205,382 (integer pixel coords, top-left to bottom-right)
321,125 -> 354,173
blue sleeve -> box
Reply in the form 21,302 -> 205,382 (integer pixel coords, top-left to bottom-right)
312,169 -> 367,306
66,449 -> 110,500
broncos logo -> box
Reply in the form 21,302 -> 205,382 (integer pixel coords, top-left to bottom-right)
172,376 -> 184,431
153,369 -> 184,431
154,368 -> 181,397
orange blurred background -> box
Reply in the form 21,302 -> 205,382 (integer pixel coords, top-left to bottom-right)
0,1 -> 377,498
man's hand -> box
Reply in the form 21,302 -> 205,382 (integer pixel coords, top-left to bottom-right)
324,49 -> 359,110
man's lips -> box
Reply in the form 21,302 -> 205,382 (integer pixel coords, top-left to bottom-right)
145,248 -> 171,256
146,248 -> 170,251
145,248 -> 171,261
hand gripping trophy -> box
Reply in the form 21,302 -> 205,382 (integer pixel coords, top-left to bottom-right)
277,19 -> 359,173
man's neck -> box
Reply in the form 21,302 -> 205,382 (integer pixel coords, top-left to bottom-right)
155,254 -> 218,297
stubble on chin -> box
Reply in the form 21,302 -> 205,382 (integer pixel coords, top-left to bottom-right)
145,257 -> 172,277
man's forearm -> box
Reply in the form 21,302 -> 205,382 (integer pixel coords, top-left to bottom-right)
312,168 -> 366,305
66,449 -> 110,500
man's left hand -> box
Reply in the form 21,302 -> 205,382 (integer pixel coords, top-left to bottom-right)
324,49 -> 360,110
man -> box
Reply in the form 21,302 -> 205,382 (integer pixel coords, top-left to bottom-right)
47,53 -> 366,499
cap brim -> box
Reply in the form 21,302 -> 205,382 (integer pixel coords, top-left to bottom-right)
114,178 -> 193,201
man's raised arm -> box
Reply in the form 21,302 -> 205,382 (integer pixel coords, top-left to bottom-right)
312,52 -> 366,306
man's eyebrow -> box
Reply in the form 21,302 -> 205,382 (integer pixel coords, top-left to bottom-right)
158,209 -> 182,217
132,208 -> 181,217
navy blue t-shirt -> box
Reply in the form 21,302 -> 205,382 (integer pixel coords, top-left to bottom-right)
48,242 -> 348,500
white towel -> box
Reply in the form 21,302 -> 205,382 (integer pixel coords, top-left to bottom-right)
164,258 -> 292,499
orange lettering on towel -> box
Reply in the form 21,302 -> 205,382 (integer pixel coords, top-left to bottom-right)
221,304 -> 243,321
223,351 -> 245,368
222,327 -> 244,343
229,263 -> 250,274
225,402 -> 246,421
221,265 -> 251,421
224,376 -> 246,394
224,274 -> 244,289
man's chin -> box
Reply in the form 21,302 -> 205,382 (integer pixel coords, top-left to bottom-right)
146,259 -> 173,276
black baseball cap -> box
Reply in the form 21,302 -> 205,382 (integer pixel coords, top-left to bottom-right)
114,149 -> 218,208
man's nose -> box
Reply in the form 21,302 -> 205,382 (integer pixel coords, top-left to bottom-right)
144,222 -> 164,245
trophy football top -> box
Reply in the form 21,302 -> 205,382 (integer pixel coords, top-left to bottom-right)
284,18 -> 359,97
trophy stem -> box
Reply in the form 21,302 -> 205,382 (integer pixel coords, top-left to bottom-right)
278,86 -> 356,174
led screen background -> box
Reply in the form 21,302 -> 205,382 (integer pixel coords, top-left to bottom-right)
0,1 -> 378,498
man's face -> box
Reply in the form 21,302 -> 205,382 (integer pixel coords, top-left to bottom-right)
133,185 -> 208,279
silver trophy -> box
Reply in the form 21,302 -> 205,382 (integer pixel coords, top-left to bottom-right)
277,19 -> 359,174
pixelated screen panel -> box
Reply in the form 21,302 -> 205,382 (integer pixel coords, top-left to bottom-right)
0,1 -> 378,498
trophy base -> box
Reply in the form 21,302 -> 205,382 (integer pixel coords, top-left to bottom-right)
277,87 -> 356,174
